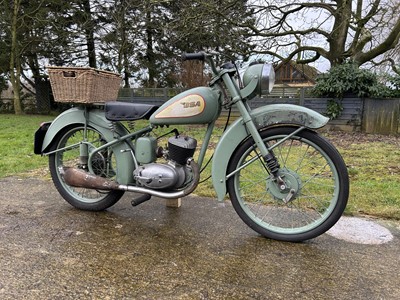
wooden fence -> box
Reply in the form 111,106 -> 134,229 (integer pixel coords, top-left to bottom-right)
118,87 -> 398,133
362,98 -> 400,134
1,87 -> 399,134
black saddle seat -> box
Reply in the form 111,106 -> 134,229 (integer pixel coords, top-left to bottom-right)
105,101 -> 159,121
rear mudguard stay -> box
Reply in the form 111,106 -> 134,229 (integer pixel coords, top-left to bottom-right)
42,107 -> 135,185
212,104 -> 329,201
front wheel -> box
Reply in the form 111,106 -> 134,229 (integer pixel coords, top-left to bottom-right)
227,127 -> 349,242
49,125 -> 124,211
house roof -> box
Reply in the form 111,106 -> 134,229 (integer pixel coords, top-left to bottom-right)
274,60 -> 320,83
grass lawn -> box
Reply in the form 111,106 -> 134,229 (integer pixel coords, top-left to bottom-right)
0,114 -> 54,177
1,113 -> 399,219
326,132 -> 400,220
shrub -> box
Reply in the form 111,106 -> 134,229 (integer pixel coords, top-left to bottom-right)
379,74 -> 400,98
312,62 -> 383,98
325,99 -> 343,120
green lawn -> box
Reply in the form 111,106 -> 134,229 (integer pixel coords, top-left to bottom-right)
333,136 -> 400,219
1,113 -> 399,220
0,114 -> 54,177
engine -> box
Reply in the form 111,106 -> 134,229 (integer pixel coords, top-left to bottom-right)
133,135 -> 197,190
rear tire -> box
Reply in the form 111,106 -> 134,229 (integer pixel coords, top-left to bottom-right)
49,125 -> 124,211
227,127 -> 349,242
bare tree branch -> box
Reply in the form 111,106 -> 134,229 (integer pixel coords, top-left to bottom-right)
239,0 -> 400,69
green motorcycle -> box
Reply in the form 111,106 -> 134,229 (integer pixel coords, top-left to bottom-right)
34,52 -> 349,242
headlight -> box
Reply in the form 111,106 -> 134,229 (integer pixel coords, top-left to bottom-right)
242,63 -> 275,97
260,64 -> 275,94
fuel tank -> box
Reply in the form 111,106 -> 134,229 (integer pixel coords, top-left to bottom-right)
149,87 -> 221,125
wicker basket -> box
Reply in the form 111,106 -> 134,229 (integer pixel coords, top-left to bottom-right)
47,66 -> 121,103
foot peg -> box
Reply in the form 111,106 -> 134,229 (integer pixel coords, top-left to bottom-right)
131,194 -> 151,207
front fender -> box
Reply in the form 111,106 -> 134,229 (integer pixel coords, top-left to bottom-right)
42,107 -> 135,185
212,104 -> 329,201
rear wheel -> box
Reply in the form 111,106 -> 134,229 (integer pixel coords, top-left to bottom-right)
227,127 -> 349,242
49,125 -> 124,211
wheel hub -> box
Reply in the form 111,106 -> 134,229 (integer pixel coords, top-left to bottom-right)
266,168 -> 302,203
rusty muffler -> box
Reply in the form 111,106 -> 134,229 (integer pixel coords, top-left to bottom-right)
60,167 -> 119,190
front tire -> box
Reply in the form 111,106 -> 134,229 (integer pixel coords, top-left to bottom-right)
49,125 -> 124,211
227,127 -> 349,242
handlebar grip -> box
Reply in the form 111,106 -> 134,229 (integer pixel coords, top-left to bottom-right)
182,52 -> 206,61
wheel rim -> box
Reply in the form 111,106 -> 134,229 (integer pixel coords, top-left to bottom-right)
54,126 -> 116,204
233,133 -> 340,235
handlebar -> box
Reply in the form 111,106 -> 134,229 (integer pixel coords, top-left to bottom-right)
182,52 -> 206,61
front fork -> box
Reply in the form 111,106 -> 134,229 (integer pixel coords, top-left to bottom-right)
234,99 -> 303,192
222,72 -> 288,188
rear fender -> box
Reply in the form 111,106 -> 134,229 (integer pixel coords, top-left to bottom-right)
42,107 -> 135,185
34,122 -> 51,155
211,104 -> 329,201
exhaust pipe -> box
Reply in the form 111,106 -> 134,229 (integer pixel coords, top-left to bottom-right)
61,167 -> 120,190
60,160 -> 200,199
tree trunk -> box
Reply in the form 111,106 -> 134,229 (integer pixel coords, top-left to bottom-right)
9,0 -> 23,115
123,52 -> 130,88
328,0 -> 352,66
26,51 -> 41,90
145,9 -> 155,87
119,5 -> 130,88
82,0 -> 97,68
